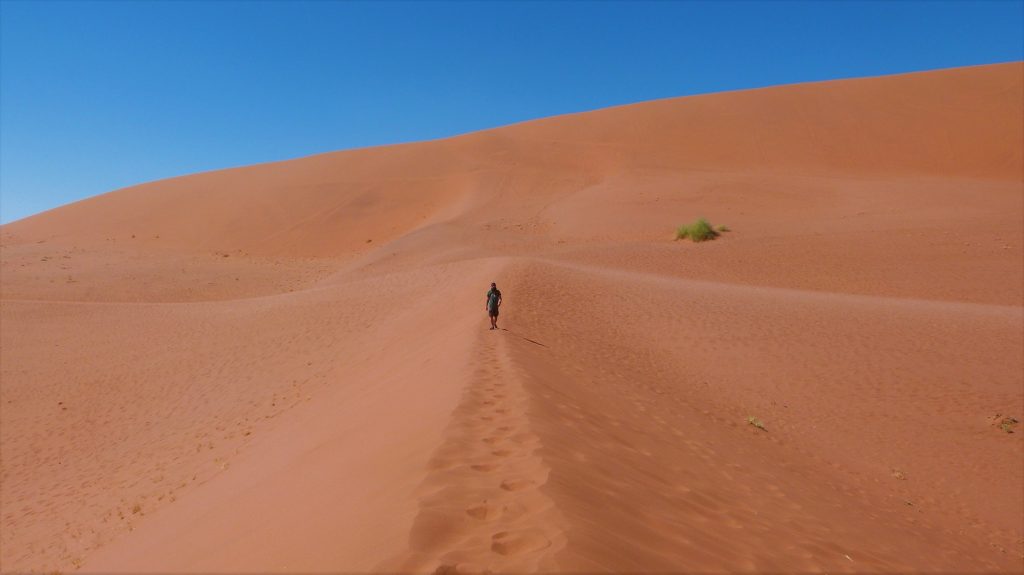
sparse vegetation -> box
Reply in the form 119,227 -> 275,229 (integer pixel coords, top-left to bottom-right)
675,218 -> 723,242
717,225 -> 730,232
999,416 -> 1019,433
747,416 -> 766,431
990,414 -> 1019,433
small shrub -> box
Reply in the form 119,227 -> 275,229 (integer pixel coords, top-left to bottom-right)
747,416 -> 766,431
990,414 -> 1019,433
675,218 -> 721,242
717,225 -> 730,232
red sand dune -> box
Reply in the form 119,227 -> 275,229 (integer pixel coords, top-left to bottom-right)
1,62 -> 1022,573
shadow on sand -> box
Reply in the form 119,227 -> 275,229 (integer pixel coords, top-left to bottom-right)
500,328 -> 548,348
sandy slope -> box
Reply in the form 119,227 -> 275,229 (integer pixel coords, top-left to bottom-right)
1,63 -> 1022,573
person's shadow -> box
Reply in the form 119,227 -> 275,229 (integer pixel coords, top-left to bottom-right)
500,328 -> 547,348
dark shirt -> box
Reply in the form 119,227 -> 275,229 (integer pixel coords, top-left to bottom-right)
486,288 -> 502,311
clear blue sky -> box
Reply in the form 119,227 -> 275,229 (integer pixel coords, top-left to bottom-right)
2,1 -> 1021,224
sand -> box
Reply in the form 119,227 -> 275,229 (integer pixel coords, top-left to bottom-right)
1,62 -> 1022,573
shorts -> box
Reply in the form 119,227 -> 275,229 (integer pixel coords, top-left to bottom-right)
488,307 -> 499,317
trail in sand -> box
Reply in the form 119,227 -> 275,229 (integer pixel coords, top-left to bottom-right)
1,63 -> 1022,573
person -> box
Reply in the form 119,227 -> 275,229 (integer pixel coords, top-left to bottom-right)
485,282 -> 502,330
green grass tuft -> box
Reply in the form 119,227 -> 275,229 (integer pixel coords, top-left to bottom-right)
717,225 -> 730,232
675,218 -> 721,242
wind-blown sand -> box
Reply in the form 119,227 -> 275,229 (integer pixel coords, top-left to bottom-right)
1,62 -> 1022,573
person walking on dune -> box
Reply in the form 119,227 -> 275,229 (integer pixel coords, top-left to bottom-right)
486,282 -> 502,330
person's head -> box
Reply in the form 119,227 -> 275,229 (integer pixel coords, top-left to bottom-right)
491,282 -> 496,288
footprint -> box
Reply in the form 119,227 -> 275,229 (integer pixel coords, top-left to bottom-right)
491,449 -> 513,457
471,463 -> 499,472
491,530 -> 552,556
482,437 -> 503,445
465,502 -> 502,521
500,478 -> 535,492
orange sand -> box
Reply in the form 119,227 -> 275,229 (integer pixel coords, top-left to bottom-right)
1,62 -> 1022,573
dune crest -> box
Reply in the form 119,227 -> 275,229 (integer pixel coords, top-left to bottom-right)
2,62 -> 1022,573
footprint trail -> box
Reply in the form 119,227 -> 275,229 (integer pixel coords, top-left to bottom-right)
382,331 -> 565,573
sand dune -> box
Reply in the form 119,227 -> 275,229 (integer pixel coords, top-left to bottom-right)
1,62 -> 1022,573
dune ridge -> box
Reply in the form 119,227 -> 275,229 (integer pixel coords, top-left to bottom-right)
1,62 -> 1022,573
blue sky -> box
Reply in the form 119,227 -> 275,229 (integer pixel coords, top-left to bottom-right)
2,1 -> 1021,224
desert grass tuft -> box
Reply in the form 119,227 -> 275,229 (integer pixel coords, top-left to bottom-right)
998,416 -> 1019,433
675,218 -> 721,242
990,414 -> 1019,433
747,416 -> 766,431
